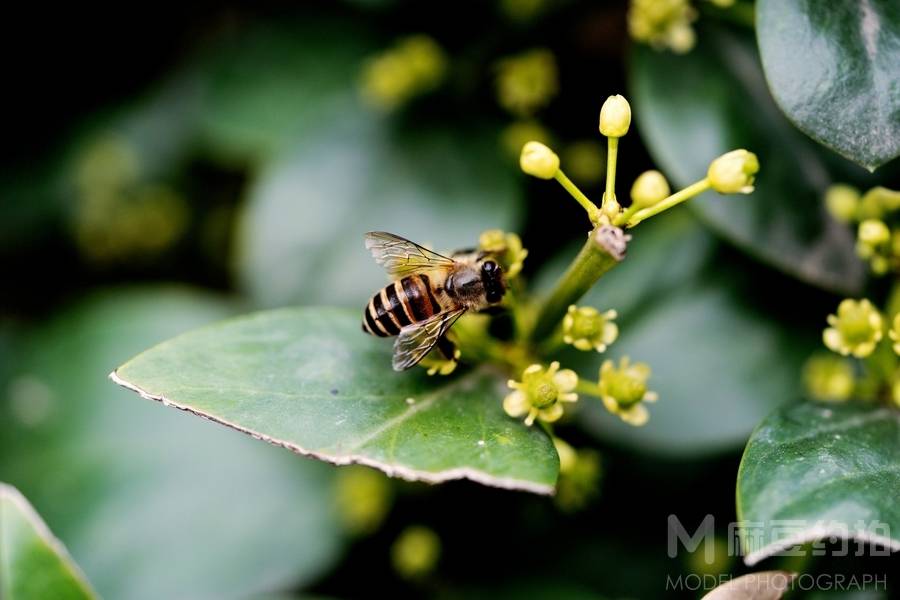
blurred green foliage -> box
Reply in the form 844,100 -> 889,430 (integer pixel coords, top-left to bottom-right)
2,1 -> 899,598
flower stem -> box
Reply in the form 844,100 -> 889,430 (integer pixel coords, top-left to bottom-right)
576,379 -> 603,398
604,137 -> 619,208
528,225 -> 628,343
623,178 -> 711,227
554,170 -> 599,223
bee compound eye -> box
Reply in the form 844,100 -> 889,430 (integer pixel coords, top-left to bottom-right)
482,260 -> 497,273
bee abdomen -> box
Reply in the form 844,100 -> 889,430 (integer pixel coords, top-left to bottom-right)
362,281 -> 417,337
400,274 -> 442,322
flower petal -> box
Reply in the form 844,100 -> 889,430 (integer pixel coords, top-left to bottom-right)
601,394 -> 619,415
539,403 -> 565,423
553,369 -> 578,392
619,403 -> 649,426
822,328 -> 846,354
503,391 -> 529,417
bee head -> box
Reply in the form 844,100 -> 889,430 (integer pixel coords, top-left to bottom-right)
480,259 -> 506,304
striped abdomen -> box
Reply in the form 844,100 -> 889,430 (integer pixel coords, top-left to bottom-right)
362,274 -> 445,337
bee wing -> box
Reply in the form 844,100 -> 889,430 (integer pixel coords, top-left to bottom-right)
392,308 -> 466,371
365,231 -> 457,278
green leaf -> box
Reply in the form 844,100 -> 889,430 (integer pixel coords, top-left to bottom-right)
631,24 -> 866,294
737,402 -> 900,566
555,211 -> 815,456
0,484 -> 97,600
111,307 -> 559,494
1,288 -> 343,600
757,0 -> 900,171
195,19 -> 376,163
235,119 -> 521,308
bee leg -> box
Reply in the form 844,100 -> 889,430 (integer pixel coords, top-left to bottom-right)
436,335 -> 458,361
418,334 -> 460,376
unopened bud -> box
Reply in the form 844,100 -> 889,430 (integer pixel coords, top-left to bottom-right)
520,141 -> 560,179
598,95 -> 631,138
707,149 -> 759,194
630,170 -> 670,209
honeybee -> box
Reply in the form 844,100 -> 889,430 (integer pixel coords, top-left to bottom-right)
362,231 -> 507,371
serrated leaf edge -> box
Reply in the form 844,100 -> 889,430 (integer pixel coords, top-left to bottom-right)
109,370 -> 555,496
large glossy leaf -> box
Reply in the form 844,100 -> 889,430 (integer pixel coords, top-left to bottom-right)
757,0 -> 900,171
111,307 -> 559,494
631,24 -> 866,294
737,402 -> 900,566
0,484 -> 97,600
0,288 -> 342,600
551,211 -> 815,456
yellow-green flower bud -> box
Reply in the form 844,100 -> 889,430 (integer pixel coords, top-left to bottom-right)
707,149 -> 759,194
500,120 -> 553,160
824,184 -> 860,223
554,444 -> 601,512
520,141 -> 560,179
598,94 -> 631,137
855,219 -> 893,274
553,437 -> 577,475
562,305 -> 618,352
391,526 -> 440,579
823,298 -> 883,358
802,354 -> 854,403
417,346 -> 461,376
890,313 -> 900,356
360,35 -> 446,111
597,356 -> 657,426
665,23 -> 696,53
334,466 -> 393,536
478,229 -> 528,278
495,49 -> 558,117
504,361 -> 578,426
858,219 -> 890,247
630,169 -> 671,209
858,186 -> 900,220
562,140 -> 606,185
628,0 -> 697,54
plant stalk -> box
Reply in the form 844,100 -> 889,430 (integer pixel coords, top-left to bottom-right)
554,170 -> 599,223
528,225 -> 628,343
625,178 -> 711,227
604,137 -> 619,208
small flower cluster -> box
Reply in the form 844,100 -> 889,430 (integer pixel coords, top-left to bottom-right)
628,0 -> 736,54
825,184 -> 900,275
563,305 -> 618,352
519,95 -> 758,229
504,362 -> 578,426
495,49 -> 558,118
811,183 -> 900,406
553,437 -> 602,512
504,93 -> 757,433
596,356 -> 658,426
479,229 -> 528,278
73,135 -> 189,264
360,35 -> 447,111
806,297 -> 900,407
